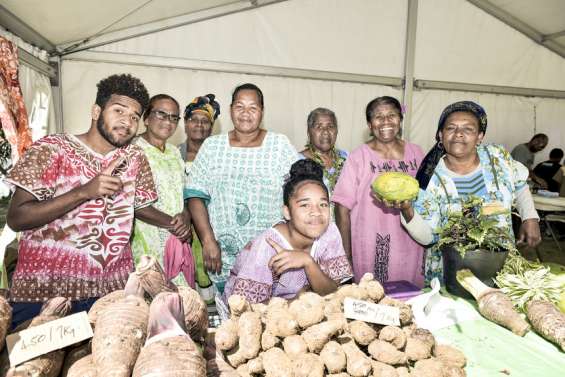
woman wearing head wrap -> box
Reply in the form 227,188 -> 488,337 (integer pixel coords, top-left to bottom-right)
179,94 -> 220,301
332,96 -> 425,287
392,101 -> 541,284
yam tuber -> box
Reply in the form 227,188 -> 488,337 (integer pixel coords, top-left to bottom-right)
367,339 -> 407,366
336,284 -> 369,303
228,294 -> 251,318
88,289 -> 124,328
261,330 -> 280,351
359,273 -> 385,302
206,351 -> 239,377
225,311 -> 262,367
405,328 -> 435,362
340,336 -> 372,377
215,318 -> 239,351
289,292 -> 325,329
411,358 -> 447,377
247,353 -> 264,374
133,292 -> 206,377
178,285 -> 209,342
379,326 -> 407,350
456,269 -> 530,336
292,353 -> 325,377
320,340 -> 347,373
135,254 -> 178,297
65,354 -> 97,377
265,305 -> 298,338
433,344 -> 466,369
327,374 -> 352,377
395,366 -> 411,377
370,360 -> 399,377
283,335 -> 308,358
92,275 -> 149,377
236,363 -> 252,377
262,347 -> 294,377
61,341 -> 91,377
526,299 -> 565,351
0,296 -> 11,353
6,297 -> 71,377
349,320 -> 377,346
302,320 -> 343,353
378,297 -> 413,326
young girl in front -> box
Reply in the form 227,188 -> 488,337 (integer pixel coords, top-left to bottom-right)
222,159 -> 353,304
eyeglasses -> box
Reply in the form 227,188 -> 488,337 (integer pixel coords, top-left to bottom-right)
187,117 -> 212,127
312,123 -> 337,132
151,110 -> 180,123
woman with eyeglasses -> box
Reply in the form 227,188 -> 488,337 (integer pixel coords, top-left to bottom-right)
299,108 -> 347,219
185,83 -> 299,294
132,94 -> 191,286
178,94 -> 220,302
332,96 -> 425,286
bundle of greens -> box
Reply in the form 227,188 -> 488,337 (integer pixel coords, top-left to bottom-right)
495,252 -> 563,312
436,196 -> 515,258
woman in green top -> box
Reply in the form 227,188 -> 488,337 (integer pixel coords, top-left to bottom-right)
132,94 -> 191,285
180,94 -> 220,301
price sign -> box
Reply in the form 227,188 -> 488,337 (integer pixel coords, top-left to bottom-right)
343,297 -> 400,326
6,311 -> 93,366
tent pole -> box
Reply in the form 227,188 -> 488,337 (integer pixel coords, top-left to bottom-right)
401,0 -> 418,142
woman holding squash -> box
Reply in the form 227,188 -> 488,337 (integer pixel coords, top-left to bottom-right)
391,101 -> 541,285
332,96 -> 425,286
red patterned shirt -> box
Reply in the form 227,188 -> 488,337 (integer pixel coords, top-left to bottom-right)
6,134 -> 157,302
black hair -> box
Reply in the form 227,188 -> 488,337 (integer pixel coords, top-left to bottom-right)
231,83 -> 264,109
365,96 -> 403,122
549,148 -> 564,160
283,159 -> 328,206
143,94 -> 180,121
95,74 -> 150,113
532,133 -> 549,142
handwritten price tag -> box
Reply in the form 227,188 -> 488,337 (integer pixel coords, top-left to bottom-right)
6,311 -> 93,366
343,297 -> 400,326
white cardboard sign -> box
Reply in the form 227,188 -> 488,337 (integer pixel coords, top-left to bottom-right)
6,311 -> 93,366
343,297 -> 401,326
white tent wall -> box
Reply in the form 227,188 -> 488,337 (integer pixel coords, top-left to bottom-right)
61,60 -> 401,151
416,0 -> 565,90
58,0 -> 565,160
91,0 -> 408,78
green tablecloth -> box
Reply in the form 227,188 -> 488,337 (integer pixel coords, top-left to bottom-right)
431,296 -> 564,377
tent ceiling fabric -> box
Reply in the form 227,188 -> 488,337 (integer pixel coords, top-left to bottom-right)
0,0 -> 242,45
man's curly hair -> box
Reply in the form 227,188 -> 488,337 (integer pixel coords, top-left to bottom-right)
95,74 -> 150,113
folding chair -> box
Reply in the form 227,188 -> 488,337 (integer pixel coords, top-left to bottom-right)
544,213 -> 565,252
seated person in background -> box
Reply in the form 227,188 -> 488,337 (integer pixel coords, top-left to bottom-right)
222,159 -> 353,304
511,133 -> 548,188
533,148 -> 563,192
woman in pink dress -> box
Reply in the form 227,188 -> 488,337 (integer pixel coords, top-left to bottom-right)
332,96 -> 425,287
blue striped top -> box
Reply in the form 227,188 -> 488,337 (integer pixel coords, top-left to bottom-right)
452,168 -> 488,197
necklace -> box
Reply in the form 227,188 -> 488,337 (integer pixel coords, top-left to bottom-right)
306,143 -> 346,191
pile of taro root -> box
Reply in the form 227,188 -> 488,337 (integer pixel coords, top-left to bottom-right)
209,273 -> 468,377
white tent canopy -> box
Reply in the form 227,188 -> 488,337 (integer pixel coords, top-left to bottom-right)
1,0 -> 565,163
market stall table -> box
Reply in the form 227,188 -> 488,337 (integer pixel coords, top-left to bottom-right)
532,194 -> 565,253
410,290 -> 565,377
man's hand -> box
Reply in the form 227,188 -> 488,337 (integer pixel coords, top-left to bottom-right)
169,213 -> 191,242
203,239 -> 222,274
267,238 -> 313,276
81,157 -> 124,199
517,218 -> 542,248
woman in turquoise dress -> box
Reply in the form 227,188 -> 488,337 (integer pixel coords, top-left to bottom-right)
185,84 -> 298,293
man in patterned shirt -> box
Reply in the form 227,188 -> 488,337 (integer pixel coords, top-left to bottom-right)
6,74 -> 190,328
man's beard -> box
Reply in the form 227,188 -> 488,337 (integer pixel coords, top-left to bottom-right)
97,117 -> 133,148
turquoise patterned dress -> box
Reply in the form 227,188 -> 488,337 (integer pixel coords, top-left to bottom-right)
413,144 -> 528,283
184,132 -> 299,290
